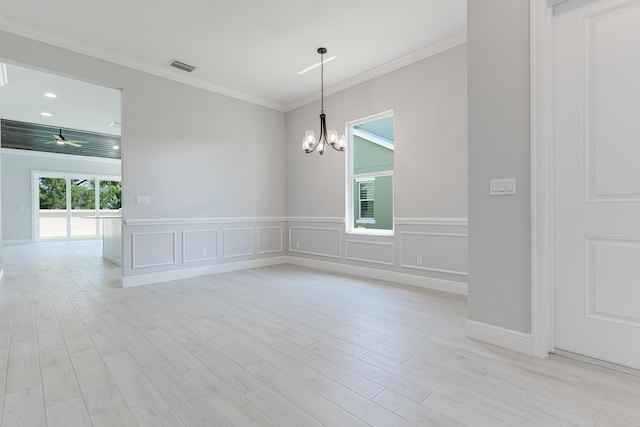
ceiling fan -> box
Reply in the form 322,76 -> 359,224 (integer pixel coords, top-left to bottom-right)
48,129 -> 84,147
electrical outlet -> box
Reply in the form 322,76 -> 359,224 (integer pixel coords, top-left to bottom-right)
201,249 -> 207,257
295,242 -> 300,249
417,255 -> 423,265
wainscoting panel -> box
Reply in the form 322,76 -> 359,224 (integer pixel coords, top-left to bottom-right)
122,218 -> 286,287
132,232 -> 176,269
289,226 -> 342,258
345,240 -> 395,265
223,228 -> 254,258
183,229 -> 218,263
122,217 -> 467,294
401,231 -> 468,276
258,226 -> 283,254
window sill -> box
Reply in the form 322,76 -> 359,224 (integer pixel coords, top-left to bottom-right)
346,228 -> 394,237
355,219 -> 376,224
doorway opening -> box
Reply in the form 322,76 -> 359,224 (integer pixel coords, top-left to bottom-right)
0,62 -> 122,274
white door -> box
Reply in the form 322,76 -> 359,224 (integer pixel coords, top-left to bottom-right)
554,0 -> 640,369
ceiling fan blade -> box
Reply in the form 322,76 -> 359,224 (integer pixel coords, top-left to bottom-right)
53,133 -> 63,141
65,141 -> 83,147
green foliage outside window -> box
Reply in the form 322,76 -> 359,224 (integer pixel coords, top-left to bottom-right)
39,177 -> 121,210
100,180 -> 122,210
71,179 -> 96,209
39,178 -> 67,209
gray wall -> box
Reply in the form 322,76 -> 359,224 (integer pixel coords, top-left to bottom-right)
1,149 -> 121,242
287,44 -> 468,220
467,0 -> 531,333
286,44 -> 468,290
0,29 -> 468,292
0,30 -> 287,280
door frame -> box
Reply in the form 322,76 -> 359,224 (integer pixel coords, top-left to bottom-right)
530,0 -> 558,358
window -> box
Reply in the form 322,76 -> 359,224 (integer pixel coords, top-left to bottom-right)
35,172 -> 121,241
357,179 -> 375,222
347,111 -> 394,234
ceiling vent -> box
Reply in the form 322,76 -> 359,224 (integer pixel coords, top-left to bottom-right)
168,59 -> 196,73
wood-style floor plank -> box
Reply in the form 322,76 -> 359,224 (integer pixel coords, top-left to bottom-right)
46,397 -> 92,427
1,240 -> 640,426
1,384 -> 46,427
5,339 -> 40,394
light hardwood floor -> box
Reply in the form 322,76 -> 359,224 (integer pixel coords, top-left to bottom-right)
1,241 -> 639,426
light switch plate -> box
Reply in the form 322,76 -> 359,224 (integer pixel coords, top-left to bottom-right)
136,195 -> 151,205
490,178 -> 516,196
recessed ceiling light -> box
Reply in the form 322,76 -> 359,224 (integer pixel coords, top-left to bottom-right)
298,56 -> 337,75
44,92 -> 57,98
41,112 -> 52,117
113,145 -> 120,150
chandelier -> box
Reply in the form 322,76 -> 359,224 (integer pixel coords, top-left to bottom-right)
302,48 -> 345,155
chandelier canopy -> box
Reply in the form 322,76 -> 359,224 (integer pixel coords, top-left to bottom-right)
302,48 -> 345,155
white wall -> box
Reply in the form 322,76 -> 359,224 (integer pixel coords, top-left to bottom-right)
1,149 -> 121,243
0,152 -> 2,274
467,0 -> 531,334
285,44 -> 468,293
0,30 -> 287,285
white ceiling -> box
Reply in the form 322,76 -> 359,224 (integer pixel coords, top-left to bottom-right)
0,63 -> 121,136
0,0 -> 466,113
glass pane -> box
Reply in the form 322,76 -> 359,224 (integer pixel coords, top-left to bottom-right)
352,116 -> 394,175
39,177 -> 67,240
353,176 -> 393,230
99,180 -> 122,214
359,181 -> 374,200
360,200 -> 374,218
98,180 -> 121,236
71,178 -> 96,239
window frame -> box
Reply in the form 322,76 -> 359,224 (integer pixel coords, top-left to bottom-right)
345,110 -> 395,236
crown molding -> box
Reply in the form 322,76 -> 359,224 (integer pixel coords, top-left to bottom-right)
1,18 -> 466,115
285,32 -> 467,112
0,20 -> 287,112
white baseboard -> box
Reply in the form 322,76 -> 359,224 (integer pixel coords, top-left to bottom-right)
287,256 -> 467,295
2,239 -> 33,245
120,254 -> 468,296
121,256 -> 288,288
103,255 -> 122,266
465,319 -> 533,355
